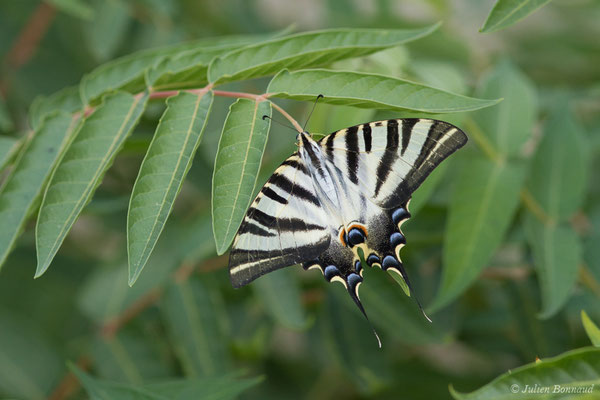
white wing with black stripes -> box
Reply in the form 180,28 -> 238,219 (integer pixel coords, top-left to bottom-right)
228,118 -> 467,345
229,154 -> 331,288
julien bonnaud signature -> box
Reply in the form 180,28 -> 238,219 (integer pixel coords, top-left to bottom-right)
510,383 -> 595,395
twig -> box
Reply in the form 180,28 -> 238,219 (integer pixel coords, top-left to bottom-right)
579,264 -> 600,299
100,288 -> 163,338
47,356 -> 90,400
4,2 -> 56,69
1,2 -> 56,96
520,188 -> 555,226
149,88 -> 304,133
463,117 -> 502,164
481,265 -> 531,281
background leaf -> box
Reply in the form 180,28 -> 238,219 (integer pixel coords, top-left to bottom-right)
0,113 -> 76,269
523,104 -> 588,317
527,106 -> 588,220
525,215 -> 581,318
431,157 -> 527,312
208,25 -> 440,84
46,0 -> 93,19
268,69 -> 501,113
211,99 -> 271,255
581,311 -> 600,347
160,276 -> 231,376
128,91 -> 212,285
430,60 -> 537,312
0,310 -> 62,399
252,268 -> 307,330
481,0 -> 553,33
84,0 -> 132,62
36,92 -> 148,277
91,331 -> 170,384
472,60 -> 537,156
72,365 -> 262,400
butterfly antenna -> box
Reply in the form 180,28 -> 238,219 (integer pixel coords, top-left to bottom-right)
395,264 -> 432,323
303,94 -> 324,131
347,284 -> 382,348
262,115 -> 297,133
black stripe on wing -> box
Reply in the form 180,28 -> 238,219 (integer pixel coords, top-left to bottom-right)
270,172 -> 320,206
382,120 -> 467,209
345,126 -> 360,184
374,119 -> 400,196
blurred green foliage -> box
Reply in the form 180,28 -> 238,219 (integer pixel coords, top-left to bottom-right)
1,0 -> 599,399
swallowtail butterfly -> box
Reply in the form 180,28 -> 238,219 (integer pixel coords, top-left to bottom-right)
229,116 -> 467,346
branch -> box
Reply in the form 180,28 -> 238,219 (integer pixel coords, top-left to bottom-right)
4,2 -> 56,69
47,356 -> 90,400
1,2 -> 56,97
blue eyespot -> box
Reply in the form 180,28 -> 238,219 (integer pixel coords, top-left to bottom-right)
382,255 -> 400,270
390,232 -> 406,247
367,254 -> 380,266
354,260 -> 362,273
347,273 -> 362,290
348,228 -> 365,246
392,208 -> 410,225
324,265 -> 340,281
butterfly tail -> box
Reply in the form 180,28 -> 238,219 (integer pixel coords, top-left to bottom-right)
346,272 -> 382,348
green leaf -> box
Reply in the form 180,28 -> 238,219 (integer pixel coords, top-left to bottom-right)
253,268 -> 307,330
0,310 -> 62,399
211,98 -> 271,255
128,91 -> 212,285
208,25 -> 440,84
81,31 -> 286,104
0,113 -> 77,269
268,69 -> 501,113
161,276 -> 231,377
430,156 -> 527,312
525,215 -> 581,318
473,60 -> 537,156
481,0 -> 553,33
582,310 -> 600,347
450,347 -> 600,400
36,92 -> 148,277
0,136 -> 20,171
46,0 -> 94,19
147,46 -> 242,91
527,107 -> 588,220
29,85 -> 83,130
72,365 -> 262,400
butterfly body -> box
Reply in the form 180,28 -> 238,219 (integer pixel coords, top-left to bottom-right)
229,118 -> 467,343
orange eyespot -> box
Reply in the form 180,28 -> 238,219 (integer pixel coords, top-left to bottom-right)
347,223 -> 368,238
339,228 -> 347,247
338,223 -> 368,248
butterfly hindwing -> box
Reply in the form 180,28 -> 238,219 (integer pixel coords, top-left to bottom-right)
229,153 -> 330,288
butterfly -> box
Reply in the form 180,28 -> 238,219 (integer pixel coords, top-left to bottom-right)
228,117 -> 467,346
